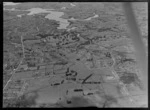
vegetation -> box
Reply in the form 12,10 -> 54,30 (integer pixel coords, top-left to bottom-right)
3,2 -> 147,108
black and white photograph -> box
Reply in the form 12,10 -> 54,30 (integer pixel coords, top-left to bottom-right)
3,1 -> 148,108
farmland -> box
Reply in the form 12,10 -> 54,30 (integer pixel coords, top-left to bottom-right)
3,2 -> 147,108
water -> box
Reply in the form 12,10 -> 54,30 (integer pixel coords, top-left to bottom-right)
45,10 -> 69,29
26,8 -> 70,29
85,14 -> 99,21
27,8 -> 54,15
61,7 -> 66,10
4,4 -> 99,29
3,8 -> 16,11
70,3 -> 76,7
4,3 -> 100,29
3,2 -> 21,6
4,7 -> 70,29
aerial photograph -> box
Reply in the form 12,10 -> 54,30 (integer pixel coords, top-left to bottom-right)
3,2 -> 148,108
